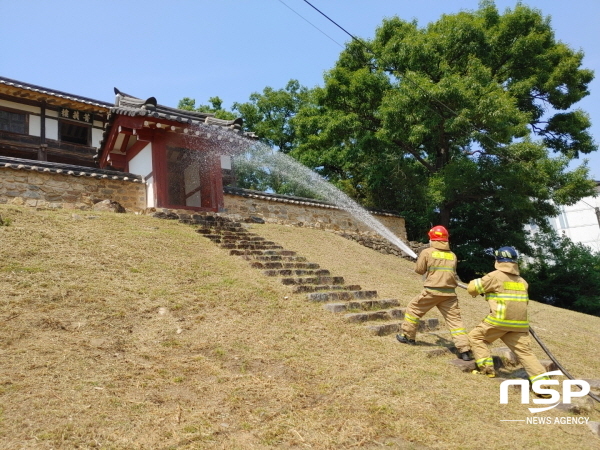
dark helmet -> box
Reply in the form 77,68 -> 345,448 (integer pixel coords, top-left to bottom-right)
495,246 -> 518,263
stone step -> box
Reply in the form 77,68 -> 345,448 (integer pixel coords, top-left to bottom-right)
196,225 -> 245,232
344,308 -> 405,323
229,249 -> 294,256
207,230 -> 252,237
250,261 -> 320,270
252,255 -> 308,262
292,284 -> 362,294
307,290 -> 378,302
322,299 -> 400,313
262,269 -> 331,277
281,276 -> 344,286
365,318 -> 440,336
236,237 -> 268,243
220,243 -> 283,250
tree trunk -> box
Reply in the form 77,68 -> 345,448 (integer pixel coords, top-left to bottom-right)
439,204 -> 451,228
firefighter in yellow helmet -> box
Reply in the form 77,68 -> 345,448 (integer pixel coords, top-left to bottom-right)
467,246 -> 550,387
397,225 -> 473,361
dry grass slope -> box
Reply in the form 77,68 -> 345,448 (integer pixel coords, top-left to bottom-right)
0,205 -> 598,449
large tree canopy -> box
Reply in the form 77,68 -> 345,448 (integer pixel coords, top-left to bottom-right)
289,1 -> 596,277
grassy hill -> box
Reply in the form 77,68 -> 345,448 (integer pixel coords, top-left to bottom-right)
0,204 -> 598,449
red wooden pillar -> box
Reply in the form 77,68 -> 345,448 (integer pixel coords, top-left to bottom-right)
152,131 -> 168,208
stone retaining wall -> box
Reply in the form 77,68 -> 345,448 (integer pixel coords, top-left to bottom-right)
0,167 -> 146,211
222,191 -> 407,241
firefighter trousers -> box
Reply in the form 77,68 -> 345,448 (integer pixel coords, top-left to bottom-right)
468,321 -> 547,379
401,289 -> 470,352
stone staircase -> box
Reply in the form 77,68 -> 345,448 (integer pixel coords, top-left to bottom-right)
193,214 -> 440,337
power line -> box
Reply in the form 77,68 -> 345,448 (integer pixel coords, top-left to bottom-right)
301,0 -> 359,42
277,0 -> 344,48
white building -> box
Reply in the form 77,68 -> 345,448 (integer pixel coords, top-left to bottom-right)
549,182 -> 600,252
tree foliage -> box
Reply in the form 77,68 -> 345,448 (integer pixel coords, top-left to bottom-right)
233,80 -> 311,153
177,96 -> 237,120
289,1 -> 596,276
522,230 -> 600,316
230,80 -> 318,196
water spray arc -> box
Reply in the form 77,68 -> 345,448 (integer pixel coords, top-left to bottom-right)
229,142 -> 417,259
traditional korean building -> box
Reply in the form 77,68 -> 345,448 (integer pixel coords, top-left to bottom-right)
96,88 -> 249,212
0,76 -> 251,212
0,76 -> 111,166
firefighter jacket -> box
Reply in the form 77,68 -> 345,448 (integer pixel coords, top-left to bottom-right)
467,262 -> 529,332
415,241 -> 459,296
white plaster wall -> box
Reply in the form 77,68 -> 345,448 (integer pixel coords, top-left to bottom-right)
45,118 -> 58,140
221,155 -> 231,170
91,128 -> 103,148
128,144 -> 152,177
0,99 -> 40,114
146,176 -> 156,208
128,144 -> 154,208
29,115 -> 41,137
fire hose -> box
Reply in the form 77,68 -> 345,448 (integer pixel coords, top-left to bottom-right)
457,283 -> 600,403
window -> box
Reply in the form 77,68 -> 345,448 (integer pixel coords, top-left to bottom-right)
0,109 -> 27,134
60,121 -> 89,145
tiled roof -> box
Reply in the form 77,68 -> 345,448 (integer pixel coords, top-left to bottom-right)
223,186 -> 401,217
0,76 -> 112,109
0,156 -> 143,182
110,89 -> 247,132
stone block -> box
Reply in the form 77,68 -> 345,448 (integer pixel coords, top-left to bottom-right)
92,199 -> 126,213
323,303 -> 348,313
448,359 -> 477,372
23,190 -> 41,199
418,318 -> 439,331
556,397 -> 595,415
583,379 -> 600,395
492,347 -> 519,367
588,422 -> 600,438
539,360 -> 558,372
344,310 -> 388,323
9,197 -> 25,205
366,322 -> 400,336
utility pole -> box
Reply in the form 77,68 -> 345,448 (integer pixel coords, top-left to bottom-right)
596,207 -> 600,229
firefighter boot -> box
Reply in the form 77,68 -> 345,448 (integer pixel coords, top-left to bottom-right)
459,351 -> 474,361
396,334 -> 416,345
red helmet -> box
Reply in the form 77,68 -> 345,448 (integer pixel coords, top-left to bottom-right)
428,225 -> 449,242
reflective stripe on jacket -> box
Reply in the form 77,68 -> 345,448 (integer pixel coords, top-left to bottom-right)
415,241 -> 458,296
467,262 -> 529,332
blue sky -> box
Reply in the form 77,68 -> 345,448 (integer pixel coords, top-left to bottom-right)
2,0 -> 599,179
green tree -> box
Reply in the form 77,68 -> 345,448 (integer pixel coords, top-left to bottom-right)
291,1 -> 596,276
177,96 -> 237,120
233,80 -> 312,153
522,230 -> 600,316
231,80 -> 317,196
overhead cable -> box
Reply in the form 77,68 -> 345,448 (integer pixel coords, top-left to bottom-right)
278,0 -> 344,48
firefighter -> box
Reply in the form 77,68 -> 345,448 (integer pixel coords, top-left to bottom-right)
396,225 -> 473,361
467,246 -> 550,388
